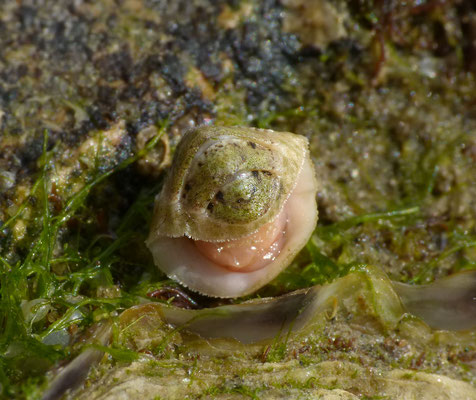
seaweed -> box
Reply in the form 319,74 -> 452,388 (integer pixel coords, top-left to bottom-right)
0,124 -> 167,397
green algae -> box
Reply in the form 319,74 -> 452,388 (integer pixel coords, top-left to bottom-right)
0,123 -> 168,397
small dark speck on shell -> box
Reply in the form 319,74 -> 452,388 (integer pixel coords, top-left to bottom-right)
215,191 -> 224,202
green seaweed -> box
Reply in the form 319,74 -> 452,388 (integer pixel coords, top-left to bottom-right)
0,123 -> 168,397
